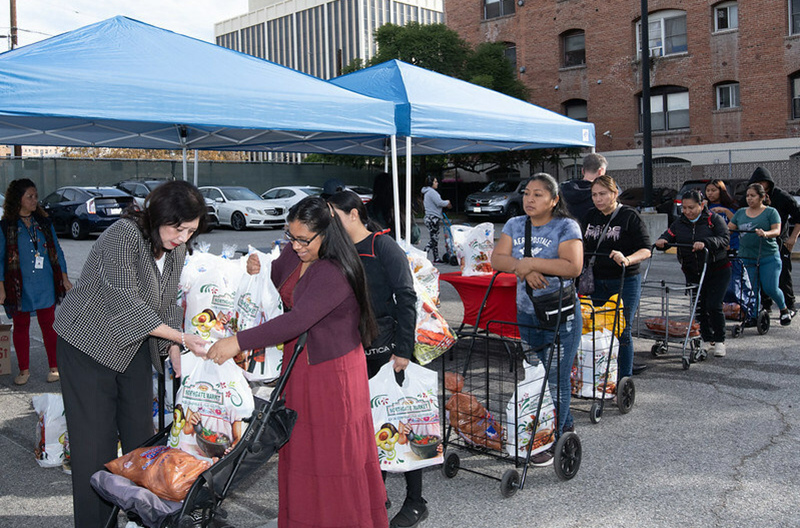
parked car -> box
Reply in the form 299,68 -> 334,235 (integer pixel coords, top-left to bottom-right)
261,186 -> 322,220
346,185 -> 373,204
672,178 -> 749,218
41,186 -> 134,240
617,186 -> 678,223
0,192 -> 4,217
199,186 -> 283,230
464,179 -> 525,221
116,179 -> 219,232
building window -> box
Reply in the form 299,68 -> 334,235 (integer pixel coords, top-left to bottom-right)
485,0 -> 514,19
793,0 -> 800,35
504,43 -> 517,73
562,30 -> 585,67
792,74 -> 800,118
637,10 -> 687,58
563,99 -> 588,122
639,86 -> 689,131
716,82 -> 740,109
714,2 -> 738,32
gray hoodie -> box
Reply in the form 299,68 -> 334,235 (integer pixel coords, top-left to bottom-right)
421,186 -> 450,219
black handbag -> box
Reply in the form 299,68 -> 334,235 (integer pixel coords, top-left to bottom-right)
524,219 -> 576,329
578,205 -> 622,297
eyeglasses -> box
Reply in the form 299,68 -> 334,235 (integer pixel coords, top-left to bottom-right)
284,230 -> 320,247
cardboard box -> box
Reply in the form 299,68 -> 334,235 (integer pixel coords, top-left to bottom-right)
0,324 -> 12,376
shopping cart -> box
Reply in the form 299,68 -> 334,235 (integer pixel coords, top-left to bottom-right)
633,244 -> 708,370
572,261 -> 635,424
725,231 -> 771,337
435,281 -> 582,498
440,212 -> 461,266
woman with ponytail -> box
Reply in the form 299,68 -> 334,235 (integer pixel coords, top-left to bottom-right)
208,196 -> 387,528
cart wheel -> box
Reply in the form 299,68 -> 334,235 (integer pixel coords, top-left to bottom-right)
731,325 -> 743,338
692,347 -> 707,363
617,377 -> 635,414
442,450 -> 460,478
757,310 -> 770,335
500,469 -> 520,498
682,357 -> 690,370
651,343 -> 667,357
178,515 -> 196,528
589,402 -> 602,424
449,255 -> 459,266
553,432 -> 581,480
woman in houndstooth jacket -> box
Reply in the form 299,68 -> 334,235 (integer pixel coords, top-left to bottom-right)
54,181 -> 209,528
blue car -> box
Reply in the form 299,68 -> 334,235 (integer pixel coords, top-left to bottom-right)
42,186 -> 134,240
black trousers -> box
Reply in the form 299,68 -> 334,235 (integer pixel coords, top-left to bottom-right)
695,265 -> 732,343
58,337 -> 153,528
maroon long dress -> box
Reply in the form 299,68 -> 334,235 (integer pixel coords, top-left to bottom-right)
277,266 -> 388,528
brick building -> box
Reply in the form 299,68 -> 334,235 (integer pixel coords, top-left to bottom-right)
445,0 -> 800,179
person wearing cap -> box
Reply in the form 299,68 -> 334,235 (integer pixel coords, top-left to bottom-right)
740,167 -> 800,315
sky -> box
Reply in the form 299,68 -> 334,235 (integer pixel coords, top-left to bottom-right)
0,0 -> 249,48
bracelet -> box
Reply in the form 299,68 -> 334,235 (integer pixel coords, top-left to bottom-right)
180,332 -> 189,354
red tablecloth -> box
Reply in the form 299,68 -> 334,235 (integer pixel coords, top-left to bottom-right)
439,271 -> 520,338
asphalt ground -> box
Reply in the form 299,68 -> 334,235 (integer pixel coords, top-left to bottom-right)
1,224 -> 799,527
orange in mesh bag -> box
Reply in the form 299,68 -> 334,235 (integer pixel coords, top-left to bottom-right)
105,446 -> 211,502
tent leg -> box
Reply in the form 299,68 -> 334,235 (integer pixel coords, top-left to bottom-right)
390,135 -> 401,244
193,150 -> 199,186
182,148 -> 188,181
405,136 -> 412,247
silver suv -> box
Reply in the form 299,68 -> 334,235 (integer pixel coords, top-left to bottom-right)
464,179 -> 525,221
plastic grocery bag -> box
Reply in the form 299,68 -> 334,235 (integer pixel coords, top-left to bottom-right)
449,225 -> 472,265
504,360 -> 556,458
411,280 -> 456,365
369,362 -> 443,473
461,223 -> 495,277
581,295 -> 625,337
32,393 -> 68,468
402,242 -> 440,305
571,329 -> 618,399
179,251 -> 243,343
231,248 -> 284,381
174,353 -> 254,462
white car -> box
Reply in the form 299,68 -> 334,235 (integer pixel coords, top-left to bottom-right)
199,186 -> 283,230
347,185 -> 373,204
261,186 -> 322,220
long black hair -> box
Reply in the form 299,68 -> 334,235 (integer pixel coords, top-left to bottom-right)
328,190 -> 384,232
526,172 -> 573,219
287,196 -> 378,346
124,180 -> 207,257
2,178 -> 48,225
706,179 -> 737,210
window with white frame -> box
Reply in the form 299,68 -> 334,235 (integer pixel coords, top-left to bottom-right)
639,87 -> 689,131
563,99 -> 588,122
792,74 -> 800,119
716,82 -> 740,109
637,10 -> 687,58
485,0 -> 514,20
714,2 -> 738,32
792,0 -> 800,35
562,30 -> 585,67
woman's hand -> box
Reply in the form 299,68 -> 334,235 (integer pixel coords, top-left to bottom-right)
655,239 -> 668,249
514,257 -> 535,280
525,270 -> 548,290
206,336 -> 241,365
62,274 -> 73,292
692,241 -> 706,252
183,333 -> 209,358
755,228 -> 766,238
246,254 -> 261,275
391,355 -> 410,372
609,250 -> 629,267
168,344 -> 182,377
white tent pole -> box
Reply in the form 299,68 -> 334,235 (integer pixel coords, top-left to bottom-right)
384,153 -> 389,173
193,150 -> 199,186
182,148 -> 188,181
390,135 -> 401,243
405,136 -> 412,246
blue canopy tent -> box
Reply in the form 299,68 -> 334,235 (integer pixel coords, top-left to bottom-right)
0,16 -> 397,181
330,59 -> 595,242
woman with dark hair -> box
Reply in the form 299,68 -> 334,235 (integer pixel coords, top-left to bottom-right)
0,178 -> 72,385
705,179 -> 737,221
491,173 -> 583,466
54,180 -> 209,528
655,189 -> 731,356
728,183 -> 791,326
207,196 -> 387,528
328,190 -> 425,528
421,175 -> 451,263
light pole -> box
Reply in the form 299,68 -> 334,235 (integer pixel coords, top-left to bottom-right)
640,0 -> 653,208
10,0 -> 22,158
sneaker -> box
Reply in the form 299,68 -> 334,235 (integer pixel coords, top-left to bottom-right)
390,499 -> 428,528
780,310 -> 792,326
530,449 -> 554,467
714,342 -> 727,357
700,340 -> 712,354
563,424 -> 575,434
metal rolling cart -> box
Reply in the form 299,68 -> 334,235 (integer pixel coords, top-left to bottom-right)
634,244 -> 709,370
436,280 -> 581,498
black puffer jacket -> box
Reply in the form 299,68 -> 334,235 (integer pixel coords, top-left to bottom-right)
742,167 -> 800,241
659,209 -> 730,279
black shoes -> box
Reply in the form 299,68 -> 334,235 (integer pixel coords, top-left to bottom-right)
632,363 -> 649,375
390,499 -> 428,528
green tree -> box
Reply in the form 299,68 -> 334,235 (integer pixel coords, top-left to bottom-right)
369,23 -> 469,78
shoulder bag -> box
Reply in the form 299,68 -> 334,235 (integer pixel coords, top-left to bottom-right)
523,219 -> 576,329
577,205 -> 621,296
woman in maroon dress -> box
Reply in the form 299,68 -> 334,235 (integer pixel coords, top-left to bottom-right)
207,197 -> 387,528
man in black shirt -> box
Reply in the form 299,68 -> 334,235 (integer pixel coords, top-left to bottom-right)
561,153 -> 607,225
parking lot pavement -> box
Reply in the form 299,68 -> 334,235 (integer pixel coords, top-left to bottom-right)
2,233 -> 799,527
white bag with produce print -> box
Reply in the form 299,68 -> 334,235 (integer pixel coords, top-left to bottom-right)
32,393 -> 68,468
504,360 -> 556,459
369,361 -> 443,473
174,353 -> 254,462
461,223 -> 495,276
572,329 -> 618,399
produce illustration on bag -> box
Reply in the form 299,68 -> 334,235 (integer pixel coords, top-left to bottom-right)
461,222 -> 495,277
572,329 -> 618,398
504,360 -> 556,458
369,362 -> 443,472
175,353 -> 254,463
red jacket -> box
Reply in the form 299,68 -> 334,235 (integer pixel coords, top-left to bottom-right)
236,245 -> 362,365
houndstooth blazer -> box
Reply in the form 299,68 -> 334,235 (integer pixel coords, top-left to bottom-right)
54,218 -> 185,373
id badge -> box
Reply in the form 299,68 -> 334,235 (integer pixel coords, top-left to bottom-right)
35,255 -> 45,269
